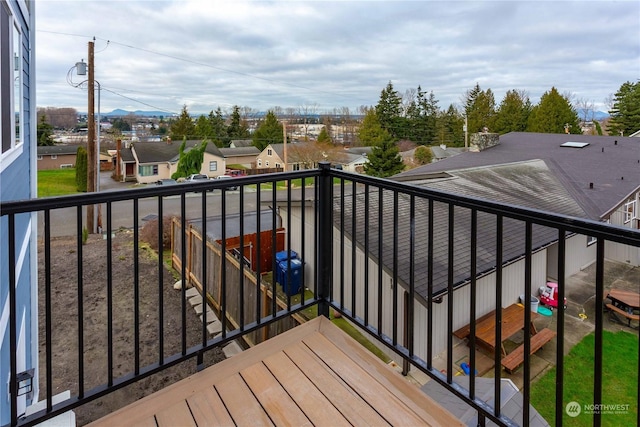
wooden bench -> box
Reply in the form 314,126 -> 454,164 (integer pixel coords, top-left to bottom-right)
501,328 -> 556,374
606,303 -> 640,326
453,311 -> 495,339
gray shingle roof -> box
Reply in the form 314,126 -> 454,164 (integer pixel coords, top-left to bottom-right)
335,182 -> 558,300
421,377 -> 549,427
132,140 -> 223,164
120,147 -> 135,162
37,145 -> 81,155
396,132 -> 640,220
219,146 -> 260,157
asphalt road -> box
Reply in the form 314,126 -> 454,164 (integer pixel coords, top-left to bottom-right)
38,173 -> 265,238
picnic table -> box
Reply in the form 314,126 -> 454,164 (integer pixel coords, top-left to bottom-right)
605,289 -> 640,327
473,303 -> 538,356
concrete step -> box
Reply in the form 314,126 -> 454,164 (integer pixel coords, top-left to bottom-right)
223,341 -> 243,358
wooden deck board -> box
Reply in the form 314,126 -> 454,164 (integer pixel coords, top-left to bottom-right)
240,362 -> 312,426
262,351 -> 352,427
215,374 -> 274,426
88,317 -> 463,427
186,386 -> 234,427
284,342 -> 391,426
154,400 -> 196,427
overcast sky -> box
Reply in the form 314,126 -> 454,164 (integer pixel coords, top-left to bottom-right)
35,0 -> 639,116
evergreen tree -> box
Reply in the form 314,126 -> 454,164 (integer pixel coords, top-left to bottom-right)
252,111 -> 282,151
170,105 -> 196,140
494,89 -> 532,134
317,126 -> 331,144
434,104 -> 465,147
527,87 -> 581,134
364,137 -> 405,178
608,81 -> 640,136
406,86 -> 439,144
463,83 -> 496,133
76,146 -> 87,192
37,115 -> 55,146
358,108 -> 389,146
194,114 -> 212,140
227,105 -> 250,140
208,108 -> 227,147
375,81 -> 403,139
172,138 -> 208,179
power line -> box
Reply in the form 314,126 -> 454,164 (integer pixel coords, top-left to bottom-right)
37,30 -> 365,104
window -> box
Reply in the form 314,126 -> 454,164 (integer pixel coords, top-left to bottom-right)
138,164 -> 159,176
209,160 -> 217,172
624,200 -> 637,223
37,155 -> 42,160
1,4 -> 23,156
267,149 -> 272,156
51,154 -> 57,160
257,159 -> 262,167
60,164 -> 73,169
266,161 -> 269,167
587,235 -> 597,246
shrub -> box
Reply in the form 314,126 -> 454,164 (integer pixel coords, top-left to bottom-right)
140,215 -> 175,251
414,145 -> 433,165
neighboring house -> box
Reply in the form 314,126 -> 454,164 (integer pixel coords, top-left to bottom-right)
129,140 -> 226,184
629,129 -> 640,138
333,151 -> 368,173
279,132 -> 640,359
118,145 -> 137,182
1,0 -> 38,422
36,145 -> 77,170
255,143 -> 305,171
229,139 -> 253,148
219,146 -> 260,170
430,144 -> 465,162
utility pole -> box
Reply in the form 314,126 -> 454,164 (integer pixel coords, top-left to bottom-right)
86,41 -> 96,233
283,121 -> 287,172
464,115 -> 468,149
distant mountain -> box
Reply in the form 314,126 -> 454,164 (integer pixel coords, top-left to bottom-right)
576,108 -> 609,121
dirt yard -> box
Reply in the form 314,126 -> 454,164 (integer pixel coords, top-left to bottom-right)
38,230 -> 225,425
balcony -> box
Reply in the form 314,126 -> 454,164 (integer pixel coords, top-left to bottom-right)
2,163 -> 640,427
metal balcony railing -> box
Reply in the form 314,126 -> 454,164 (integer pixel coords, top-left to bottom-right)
2,162 -> 639,427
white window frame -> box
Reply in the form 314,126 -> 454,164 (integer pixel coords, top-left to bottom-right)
267,149 -> 272,156
624,200 -> 637,224
257,159 -> 262,167
50,154 -> 57,160
0,3 -> 25,169
209,160 -> 217,172
37,155 -> 42,160
266,160 -> 269,167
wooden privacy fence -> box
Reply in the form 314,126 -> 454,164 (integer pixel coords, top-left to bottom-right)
171,218 -> 305,347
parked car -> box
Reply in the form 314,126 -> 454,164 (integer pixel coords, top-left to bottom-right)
185,174 -> 210,182
216,175 -> 238,191
156,178 -> 178,186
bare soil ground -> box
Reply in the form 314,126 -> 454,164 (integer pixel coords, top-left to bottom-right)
38,230 -> 225,425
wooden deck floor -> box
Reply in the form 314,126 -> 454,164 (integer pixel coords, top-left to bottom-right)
88,317 -> 463,426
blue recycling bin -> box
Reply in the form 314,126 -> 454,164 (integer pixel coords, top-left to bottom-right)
278,258 -> 303,296
275,250 -> 298,263
275,250 -> 298,285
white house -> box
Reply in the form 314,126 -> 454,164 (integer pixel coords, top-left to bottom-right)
1,0 -> 38,422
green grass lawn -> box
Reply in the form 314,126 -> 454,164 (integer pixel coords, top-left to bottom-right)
531,330 -> 638,426
38,168 -> 79,197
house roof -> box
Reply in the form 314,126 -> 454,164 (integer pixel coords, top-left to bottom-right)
119,147 -> 135,162
430,145 -> 465,160
219,146 -> 261,157
132,140 -> 223,164
422,377 -> 549,427
230,139 -> 253,148
336,182 -> 559,300
37,145 -> 81,155
396,132 -> 640,220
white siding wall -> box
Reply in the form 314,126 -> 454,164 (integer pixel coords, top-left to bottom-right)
604,191 -> 640,266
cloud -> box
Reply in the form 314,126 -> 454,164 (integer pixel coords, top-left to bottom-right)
36,0 -> 640,115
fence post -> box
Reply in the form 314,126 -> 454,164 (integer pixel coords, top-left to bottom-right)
317,162 -> 333,318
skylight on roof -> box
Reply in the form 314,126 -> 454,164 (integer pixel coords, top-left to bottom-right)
561,141 -> 590,148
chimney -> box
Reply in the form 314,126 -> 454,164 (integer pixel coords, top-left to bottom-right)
589,182 -> 593,189
615,140 -> 618,145
469,132 -> 500,152
116,139 -> 122,180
